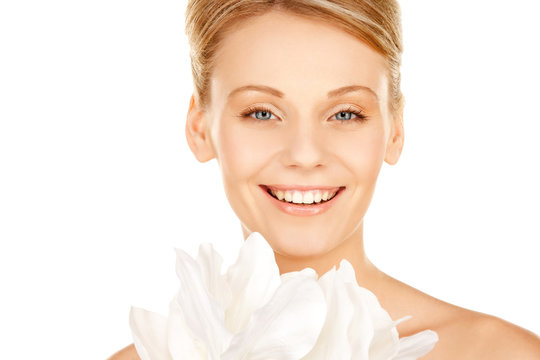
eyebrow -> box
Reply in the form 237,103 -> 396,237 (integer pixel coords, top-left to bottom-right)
227,84 -> 378,101
227,85 -> 284,99
327,85 -> 379,101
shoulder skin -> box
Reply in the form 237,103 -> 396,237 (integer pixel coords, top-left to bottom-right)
107,344 -> 139,360
424,311 -> 540,360
469,314 -> 540,360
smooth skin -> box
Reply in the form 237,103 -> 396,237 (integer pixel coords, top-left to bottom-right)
110,10 -> 540,360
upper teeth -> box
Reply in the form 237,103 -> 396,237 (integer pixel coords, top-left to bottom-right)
269,188 -> 339,204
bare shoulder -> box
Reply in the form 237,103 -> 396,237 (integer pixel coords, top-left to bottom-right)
377,274 -> 540,360
107,344 -> 140,360
421,306 -> 540,360
463,313 -> 540,359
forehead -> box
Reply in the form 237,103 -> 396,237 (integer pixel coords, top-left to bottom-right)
210,10 -> 389,105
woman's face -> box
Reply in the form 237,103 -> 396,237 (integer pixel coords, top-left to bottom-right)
187,10 -> 404,259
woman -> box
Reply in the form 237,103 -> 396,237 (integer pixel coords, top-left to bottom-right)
110,0 -> 540,358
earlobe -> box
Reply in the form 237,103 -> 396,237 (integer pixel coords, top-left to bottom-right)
185,95 -> 216,162
384,112 -> 405,165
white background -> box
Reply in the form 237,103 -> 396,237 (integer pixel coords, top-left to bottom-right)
0,1 -> 538,358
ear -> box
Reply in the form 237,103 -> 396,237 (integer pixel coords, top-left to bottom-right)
185,95 -> 216,162
384,110 -> 404,165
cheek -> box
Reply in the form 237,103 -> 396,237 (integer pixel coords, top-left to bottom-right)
215,122 -> 281,220
216,122 -> 278,182
334,127 -> 387,182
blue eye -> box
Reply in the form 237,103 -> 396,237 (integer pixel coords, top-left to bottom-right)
336,111 -> 353,121
333,108 -> 367,122
254,110 -> 273,120
239,106 -> 276,121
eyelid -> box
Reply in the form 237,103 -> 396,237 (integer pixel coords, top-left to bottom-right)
328,103 -> 364,115
238,103 -> 283,121
328,104 -> 368,121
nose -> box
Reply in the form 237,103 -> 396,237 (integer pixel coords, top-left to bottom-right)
280,120 -> 326,169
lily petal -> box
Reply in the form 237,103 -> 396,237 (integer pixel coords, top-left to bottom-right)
225,232 -> 281,333
280,267 -> 318,282
338,260 -> 399,360
129,306 -> 172,360
302,268 -> 354,360
357,286 -> 399,360
167,299 -> 207,360
336,259 -> 357,284
174,248 -> 232,359
334,260 -> 376,358
393,330 -> 439,360
222,271 -> 327,360
196,242 -> 232,310
346,284 -> 375,359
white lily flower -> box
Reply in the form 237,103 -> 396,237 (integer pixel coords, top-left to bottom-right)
130,232 -> 327,360
130,232 -> 438,360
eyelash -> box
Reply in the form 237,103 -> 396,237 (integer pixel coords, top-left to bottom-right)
238,105 -> 368,123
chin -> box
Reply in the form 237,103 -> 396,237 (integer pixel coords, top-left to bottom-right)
260,226 -> 341,259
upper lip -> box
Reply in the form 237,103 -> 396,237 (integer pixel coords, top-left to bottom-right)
261,184 -> 344,192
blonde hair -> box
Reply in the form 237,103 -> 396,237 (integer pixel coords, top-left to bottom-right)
185,0 -> 404,114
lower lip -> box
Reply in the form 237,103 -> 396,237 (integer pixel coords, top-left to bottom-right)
259,185 -> 345,216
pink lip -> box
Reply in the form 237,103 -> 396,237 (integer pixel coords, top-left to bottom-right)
259,185 -> 345,217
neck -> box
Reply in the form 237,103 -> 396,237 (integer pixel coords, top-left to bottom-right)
247,222 -> 382,289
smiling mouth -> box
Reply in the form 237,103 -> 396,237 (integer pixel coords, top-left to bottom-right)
260,185 -> 345,205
